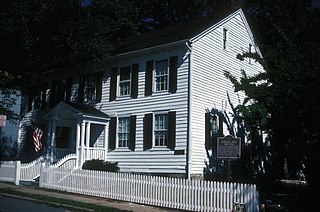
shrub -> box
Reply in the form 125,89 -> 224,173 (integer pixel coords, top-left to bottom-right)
82,159 -> 120,172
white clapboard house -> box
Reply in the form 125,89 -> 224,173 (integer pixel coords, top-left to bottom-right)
18,8 -> 264,178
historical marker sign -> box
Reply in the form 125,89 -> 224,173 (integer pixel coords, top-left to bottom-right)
217,135 -> 241,159
0,115 -> 7,127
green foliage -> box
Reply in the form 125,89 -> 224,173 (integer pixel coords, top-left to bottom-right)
82,159 -> 120,172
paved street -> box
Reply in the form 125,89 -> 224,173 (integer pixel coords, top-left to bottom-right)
0,194 -> 68,212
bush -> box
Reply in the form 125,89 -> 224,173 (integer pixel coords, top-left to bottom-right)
82,160 -> 120,172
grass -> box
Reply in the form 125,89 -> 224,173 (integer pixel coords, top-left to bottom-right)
0,188 -> 129,212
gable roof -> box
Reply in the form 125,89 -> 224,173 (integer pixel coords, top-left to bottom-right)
44,101 -> 109,121
114,7 -> 242,55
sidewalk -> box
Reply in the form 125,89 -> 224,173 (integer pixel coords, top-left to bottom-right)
0,182 -> 180,212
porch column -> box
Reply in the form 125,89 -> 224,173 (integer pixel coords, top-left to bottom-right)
50,118 -> 56,163
85,122 -> 91,161
76,122 -> 81,168
80,121 -> 85,167
104,124 -> 108,161
46,121 -> 52,163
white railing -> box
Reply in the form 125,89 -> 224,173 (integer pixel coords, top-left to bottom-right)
53,148 -> 74,161
50,154 -> 77,170
40,167 -> 259,212
20,156 -> 43,181
85,147 -> 106,161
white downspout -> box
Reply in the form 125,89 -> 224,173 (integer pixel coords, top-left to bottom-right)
186,40 -> 193,180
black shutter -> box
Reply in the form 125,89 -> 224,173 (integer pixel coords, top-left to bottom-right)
109,67 -> 118,101
96,72 -> 103,103
145,60 -> 153,96
218,114 -> 224,137
40,83 -> 48,109
167,111 -> 176,150
109,117 -> 117,150
131,64 -> 139,99
205,112 -> 211,150
169,56 -> 178,93
143,113 -> 153,150
27,87 -> 34,111
78,77 -> 84,103
66,77 -> 72,103
129,115 -> 136,151
50,81 -> 57,107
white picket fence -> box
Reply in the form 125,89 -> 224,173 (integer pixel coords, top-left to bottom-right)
0,161 -> 19,184
40,167 -> 259,211
0,154 -> 77,185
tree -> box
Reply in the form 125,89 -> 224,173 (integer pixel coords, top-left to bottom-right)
226,0 -> 320,208
136,0 -> 239,30
0,0 -> 140,119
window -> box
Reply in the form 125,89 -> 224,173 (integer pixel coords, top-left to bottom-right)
155,60 -> 168,91
78,73 -> 102,103
205,112 -> 224,149
109,64 -> 139,101
143,112 -> 176,150
86,74 -> 96,101
119,66 -> 131,96
154,114 -> 168,146
118,117 -> 130,147
145,57 -> 178,96
223,28 -> 228,49
109,115 -> 136,151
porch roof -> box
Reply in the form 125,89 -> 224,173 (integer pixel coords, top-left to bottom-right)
44,101 -> 109,123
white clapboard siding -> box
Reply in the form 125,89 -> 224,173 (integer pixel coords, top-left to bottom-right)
98,47 -> 190,174
40,167 -> 259,212
189,10 -> 265,174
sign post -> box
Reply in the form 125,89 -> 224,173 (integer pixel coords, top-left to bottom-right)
217,135 -> 241,181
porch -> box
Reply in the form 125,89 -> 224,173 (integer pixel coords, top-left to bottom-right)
44,101 -> 110,167
53,147 -> 106,162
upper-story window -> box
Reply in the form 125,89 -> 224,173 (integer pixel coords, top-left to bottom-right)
118,117 -> 130,147
119,66 -> 131,96
85,74 -> 97,101
78,72 -> 103,103
145,56 -> 178,96
155,59 -> 169,92
109,64 -> 139,101
154,113 -> 168,146
223,28 -> 228,50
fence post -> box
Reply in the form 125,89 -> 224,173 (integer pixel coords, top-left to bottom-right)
39,162 -> 45,187
14,161 -> 21,185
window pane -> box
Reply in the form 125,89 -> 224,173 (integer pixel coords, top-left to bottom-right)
120,67 -> 131,81
119,67 -> 131,96
118,118 -> 130,147
155,60 -> 168,91
154,114 -> 168,146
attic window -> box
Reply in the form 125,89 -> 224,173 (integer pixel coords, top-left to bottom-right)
223,28 -> 228,49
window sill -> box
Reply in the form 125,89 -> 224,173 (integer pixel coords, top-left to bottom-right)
113,147 -> 131,152
150,146 -> 171,151
116,95 -> 131,101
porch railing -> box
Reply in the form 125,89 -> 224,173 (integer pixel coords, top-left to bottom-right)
53,148 -> 75,161
84,147 -> 106,161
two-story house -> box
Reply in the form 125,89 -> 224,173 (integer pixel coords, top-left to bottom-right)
18,8 -> 264,178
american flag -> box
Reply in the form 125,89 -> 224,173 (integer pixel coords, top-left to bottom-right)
32,121 -> 44,152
